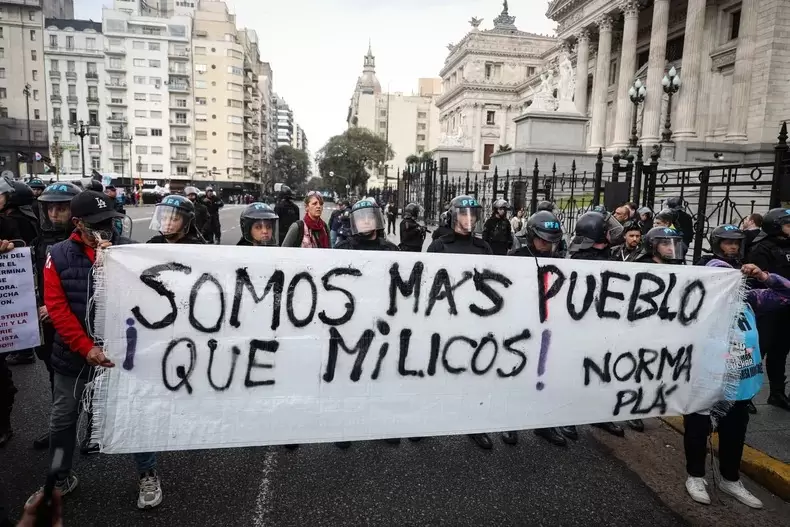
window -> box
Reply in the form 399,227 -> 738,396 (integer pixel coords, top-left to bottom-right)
176,98 -> 188,107
149,59 -> 161,68
68,85 -> 76,96
113,163 -> 123,173
52,109 -> 61,121
195,80 -> 207,89
34,109 -> 40,119
91,157 -> 100,170
175,112 -> 187,122
152,164 -> 163,173
151,146 -> 163,155
133,59 -> 145,67
134,93 -> 147,101
226,49 -> 243,59
86,38 -> 96,50
228,132 -> 243,142
0,68 -> 4,79
0,29 -> 4,39
34,130 -> 43,142
87,62 -> 97,74
148,42 -> 160,51
136,145 -> 148,154
227,99 -> 242,108
417,112 -> 427,119
151,128 -> 162,136
227,150 -> 243,159
51,60 -> 59,71
66,36 -> 74,49
380,110 -> 387,117
196,114 -> 207,122
379,121 -> 386,129
32,70 -> 38,81
227,115 -> 242,124
0,108 -> 6,118
52,84 -> 60,96
483,144 -> 495,167
417,123 -> 426,130
30,30 -> 36,41
486,111 -> 496,125
29,10 -> 35,21
31,50 -> 36,61
151,111 -> 162,119
527,66 -> 536,77
227,66 -> 242,76
142,26 -> 162,36
109,58 -> 121,69
67,61 -> 76,72
132,41 -> 145,50
176,166 -> 188,176
134,76 -> 146,84
195,131 -> 207,140
150,93 -> 162,102
149,77 -> 161,86
195,64 -> 207,73
730,10 -> 741,40
69,110 -> 77,124
134,127 -> 147,136
195,97 -> 206,105
194,46 -> 206,55
88,86 -> 98,98
33,89 -> 39,100
135,109 -> 147,118
88,110 -> 98,125
137,164 -> 148,172
89,133 -> 99,145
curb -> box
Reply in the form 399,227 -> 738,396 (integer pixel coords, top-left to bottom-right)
662,416 -> 790,501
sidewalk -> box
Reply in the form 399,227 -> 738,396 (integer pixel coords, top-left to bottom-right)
664,354 -> 790,500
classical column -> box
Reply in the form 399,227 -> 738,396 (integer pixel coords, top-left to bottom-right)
574,29 -> 590,115
674,0 -> 707,139
499,105 -> 507,145
612,0 -> 641,150
589,15 -> 613,153
726,0 -> 757,143
473,103 -> 482,166
640,0 -> 670,145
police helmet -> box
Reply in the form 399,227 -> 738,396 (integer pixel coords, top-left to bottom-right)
449,195 -> 483,235
644,227 -> 686,263
536,200 -> 554,212
709,224 -> 745,263
28,178 -> 46,190
761,208 -> 790,238
7,180 -> 34,208
403,202 -> 420,220
665,196 -> 684,210
492,199 -> 510,212
240,202 -> 279,246
150,194 -> 195,236
526,211 -> 563,256
350,198 -> 385,236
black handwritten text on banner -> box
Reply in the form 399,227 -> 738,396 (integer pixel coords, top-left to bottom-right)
91,245 -> 741,453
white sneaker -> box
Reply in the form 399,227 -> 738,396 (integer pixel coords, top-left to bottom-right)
26,473 -> 79,507
719,479 -> 763,509
137,470 -> 163,510
685,476 -> 710,505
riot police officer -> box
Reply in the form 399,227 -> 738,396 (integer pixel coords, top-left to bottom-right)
399,202 -> 427,252
641,226 -> 687,265
483,199 -> 514,255
697,224 -> 745,267
148,195 -> 205,244
237,202 -> 279,246
335,199 -> 398,251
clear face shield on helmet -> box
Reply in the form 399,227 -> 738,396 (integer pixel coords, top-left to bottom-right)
39,201 -> 71,232
652,237 -> 687,263
350,207 -> 385,236
603,213 -> 625,246
150,206 -> 188,237
451,207 -> 483,235
243,218 -> 278,246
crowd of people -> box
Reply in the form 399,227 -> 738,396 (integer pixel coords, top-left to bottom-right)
0,173 -> 788,523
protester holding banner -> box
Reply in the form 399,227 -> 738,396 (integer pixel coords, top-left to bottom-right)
147,195 -> 206,245
237,203 -> 279,247
507,210 -> 568,448
32,190 -> 164,510
281,191 -> 330,249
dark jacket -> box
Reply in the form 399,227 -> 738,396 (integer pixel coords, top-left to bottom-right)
33,229 -> 70,304
610,244 -> 647,263
483,216 -> 513,256
147,231 -> 206,244
674,209 -> 694,247
335,234 -> 399,251
237,238 -> 253,246
5,207 -> 39,246
329,209 -> 343,232
274,198 -> 300,246
427,233 -> 492,255
46,233 -> 134,379
193,200 -> 209,233
431,225 -> 453,241
399,218 -> 426,252
569,246 -> 611,261
743,228 -> 761,254
746,233 -> 790,342
203,195 -> 224,217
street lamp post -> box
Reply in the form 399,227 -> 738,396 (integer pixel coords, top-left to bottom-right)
50,136 -> 63,181
661,66 -> 681,143
628,79 -> 647,148
72,120 -> 87,177
22,83 -> 32,176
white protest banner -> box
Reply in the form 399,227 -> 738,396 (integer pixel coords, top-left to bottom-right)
91,245 -> 743,453
0,248 -> 41,354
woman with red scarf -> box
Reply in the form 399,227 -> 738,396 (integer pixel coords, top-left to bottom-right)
281,191 -> 330,248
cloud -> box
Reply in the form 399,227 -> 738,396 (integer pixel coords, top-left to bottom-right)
78,0 -> 556,158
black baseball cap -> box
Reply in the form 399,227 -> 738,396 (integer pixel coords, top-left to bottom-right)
70,190 -> 124,223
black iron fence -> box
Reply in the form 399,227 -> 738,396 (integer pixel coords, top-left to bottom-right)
368,123 -> 790,259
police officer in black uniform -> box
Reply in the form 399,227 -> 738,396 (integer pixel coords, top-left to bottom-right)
483,199 -> 514,256
184,185 -> 209,234
536,200 -> 554,213
147,195 -> 205,244
746,208 -> 790,410
274,185 -> 299,246
564,210 -> 627,438
428,195 -> 494,449
201,186 -> 224,244
507,211 -> 569,447
665,197 -> 694,247
237,203 -> 279,246
399,202 -> 427,252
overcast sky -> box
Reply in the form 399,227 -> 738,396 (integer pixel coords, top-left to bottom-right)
79,1 -> 557,159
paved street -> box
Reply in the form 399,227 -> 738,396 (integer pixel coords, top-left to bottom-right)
2,202 -> 790,526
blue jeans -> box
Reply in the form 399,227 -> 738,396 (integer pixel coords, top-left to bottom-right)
50,373 -> 157,478
330,230 -> 338,247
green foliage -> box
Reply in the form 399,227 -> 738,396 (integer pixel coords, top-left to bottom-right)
272,146 -> 311,192
316,128 -> 393,195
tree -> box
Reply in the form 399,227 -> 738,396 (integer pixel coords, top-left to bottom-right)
316,127 -> 393,196
272,146 -> 311,191
305,176 -> 328,192
406,151 -> 433,165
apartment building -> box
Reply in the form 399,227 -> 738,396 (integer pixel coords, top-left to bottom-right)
238,27 -> 263,183
0,0 -> 49,178
274,94 -> 293,148
44,18 -> 104,178
292,123 -> 307,152
101,1 -> 193,190
257,61 -> 274,183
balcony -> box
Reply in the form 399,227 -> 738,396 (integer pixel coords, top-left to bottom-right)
108,153 -> 126,160
168,67 -> 189,76
168,49 -> 189,59
105,64 -> 126,73
105,81 -> 127,89
107,133 -> 126,142
65,71 -> 77,80
107,98 -> 127,106
104,46 -> 126,55
168,84 -> 190,93
85,71 -> 99,81
243,77 -> 253,87
170,137 -> 190,145
48,70 -> 61,79
87,120 -> 100,128
107,116 -> 127,124
66,95 -> 78,104
89,143 -> 101,150
50,94 -> 62,103
87,96 -> 100,105
169,120 -> 189,127
170,154 -> 190,162
51,118 -> 62,128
